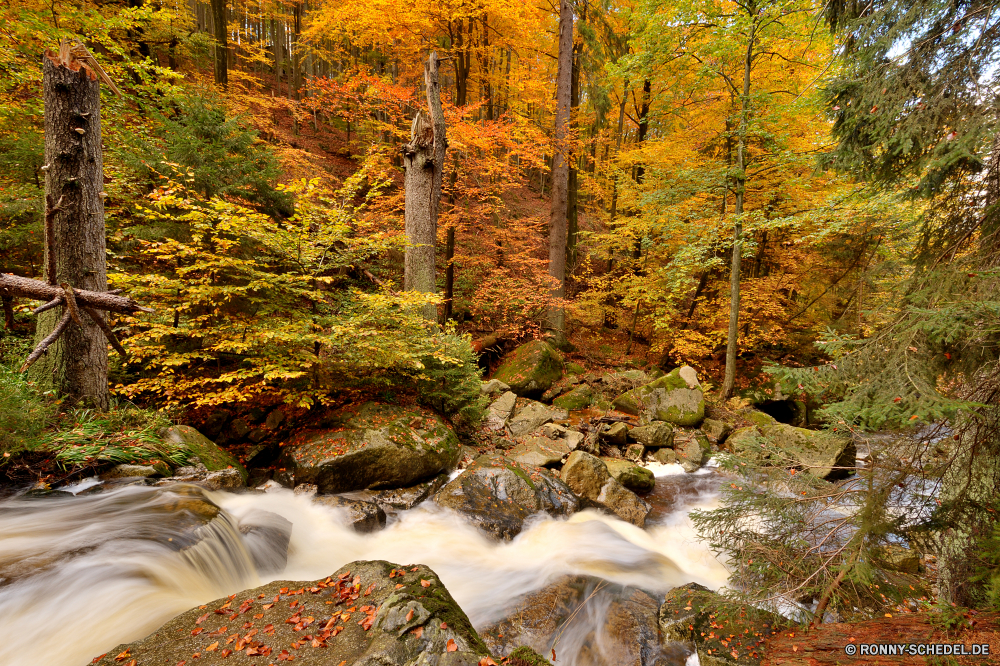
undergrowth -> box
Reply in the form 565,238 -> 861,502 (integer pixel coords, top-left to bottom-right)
0,334 -> 185,471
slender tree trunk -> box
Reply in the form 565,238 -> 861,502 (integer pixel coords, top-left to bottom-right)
211,0 -> 228,87
403,52 -> 447,321
547,0 -> 574,339
567,23 -> 581,268
721,17 -> 757,399
291,2 -> 302,100
30,52 -> 109,409
442,168 -> 458,324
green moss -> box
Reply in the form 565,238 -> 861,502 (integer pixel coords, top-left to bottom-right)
506,463 -> 537,491
494,341 -> 564,396
161,425 -> 246,481
565,362 -> 586,375
745,410 -> 779,428
552,385 -> 593,410
394,569 -> 491,655
509,645 -> 552,665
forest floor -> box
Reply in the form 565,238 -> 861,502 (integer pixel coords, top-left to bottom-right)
761,610 -> 1000,665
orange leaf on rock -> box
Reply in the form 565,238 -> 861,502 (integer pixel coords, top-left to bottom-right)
420,580 -> 431,588
206,642 -> 219,652
195,613 -> 209,625
412,626 -> 424,639
447,639 -> 457,652
405,609 -> 414,622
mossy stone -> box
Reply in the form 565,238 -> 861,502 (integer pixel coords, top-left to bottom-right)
602,458 -> 655,493
552,384 -> 594,410
612,367 -> 705,427
493,340 -> 564,397
160,425 -> 246,482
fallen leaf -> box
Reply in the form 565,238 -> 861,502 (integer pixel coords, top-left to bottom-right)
440,622 -> 447,629
412,626 -> 424,639
191,628 -> 203,636
395,584 -> 404,590
405,609 -> 414,622
447,639 -> 458,652
114,651 -> 131,662
195,613 -> 209,625
206,642 -> 219,652
420,580 -> 431,588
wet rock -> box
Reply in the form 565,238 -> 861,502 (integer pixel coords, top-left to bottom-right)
486,391 -> 518,430
265,408 -> 286,429
313,495 -> 387,533
602,458 -> 655,493
160,425 -> 247,482
481,575 -> 680,666
561,451 -> 651,527
493,340 -> 565,397
93,560 -> 495,666
237,509 -> 292,574
552,384 -> 594,411
659,582 -> 777,665
508,401 -> 567,437
674,431 -> 711,470
278,403 -> 461,494
344,473 -> 450,513
612,367 -> 705,427
701,418 -> 732,444
481,378 -> 511,395
541,376 -> 580,402
156,464 -> 246,490
601,421 -> 629,446
434,454 -> 579,540
629,422 -> 674,449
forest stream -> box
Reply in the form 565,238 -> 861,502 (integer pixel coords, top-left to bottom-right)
0,466 -> 728,666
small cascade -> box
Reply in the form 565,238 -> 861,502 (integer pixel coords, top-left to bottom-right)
0,481 -> 729,666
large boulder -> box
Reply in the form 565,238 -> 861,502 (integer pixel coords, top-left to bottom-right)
493,340 -> 564,397
277,403 -> 461,494
763,423 -> 855,479
611,367 -> 705,427
93,560 -> 495,666
561,451 -> 651,527
602,458 -> 655,493
726,422 -> 855,480
481,576 -> 682,666
673,430 -> 711,472
659,582 -> 778,665
434,454 -> 579,540
160,425 -> 247,483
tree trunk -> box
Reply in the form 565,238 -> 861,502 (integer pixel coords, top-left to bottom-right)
30,53 -> 109,409
721,18 -> 756,399
547,0 -> 574,339
211,0 -> 228,87
567,25 -> 581,268
403,52 -> 447,321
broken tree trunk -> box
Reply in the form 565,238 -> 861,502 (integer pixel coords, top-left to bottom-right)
546,0 -> 574,341
403,51 -> 447,321
27,47 -> 113,408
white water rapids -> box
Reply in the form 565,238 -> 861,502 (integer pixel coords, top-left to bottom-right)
0,466 -> 729,666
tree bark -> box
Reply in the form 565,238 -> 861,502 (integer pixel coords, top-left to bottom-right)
211,0 -> 228,87
403,52 -> 447,321
547,0 -> 574,339
721,17 -> 756,399
30,53 -> 109,409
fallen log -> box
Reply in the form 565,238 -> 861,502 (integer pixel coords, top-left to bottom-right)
0,273 -> 152,315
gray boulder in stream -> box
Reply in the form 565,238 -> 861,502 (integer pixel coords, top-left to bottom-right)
93,560 -> 496,666
481,575 -> 684,666
434,454 -> 579,540
612,367 -> 705,427
561,451 -> 651,527
277,403 -> 461,494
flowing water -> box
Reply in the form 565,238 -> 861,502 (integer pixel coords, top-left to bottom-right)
0,466 -> 728,666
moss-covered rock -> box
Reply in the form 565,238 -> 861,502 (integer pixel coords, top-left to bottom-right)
508,436 -> 574,468
701,418 -> 732,444
508,401 -> 567,437
629,421 -> 674,448
763,423 -> 855,479
552,384 -> 594,410
611,367 -> 705,427
94,560 -> 495,666
278,403 -> 461,494
659,582 -> 779,665
160,425 -> 246,482
602,458 -> 656,493
561,451 -> 651,527
674,430 -> 711,470
493,340 -> 564,397
565,362 -> 586,375
434,454 -> 579,540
